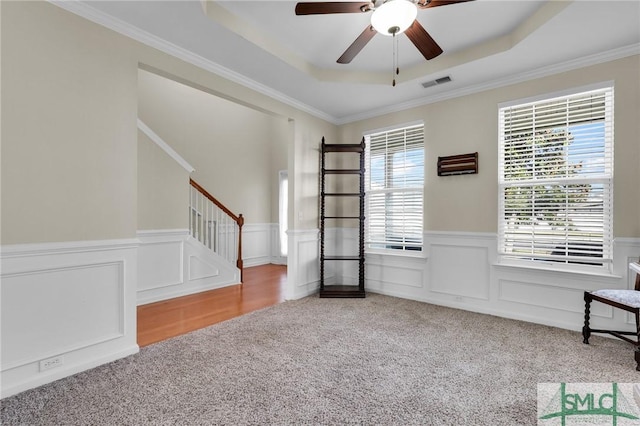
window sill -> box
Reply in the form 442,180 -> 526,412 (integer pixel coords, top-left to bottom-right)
493,260 -> 621,279
365,249 -> 427,260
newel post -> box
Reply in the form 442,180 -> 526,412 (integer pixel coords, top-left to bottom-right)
237,213 -> 244,283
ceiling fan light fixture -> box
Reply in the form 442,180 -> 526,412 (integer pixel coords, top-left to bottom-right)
371,0 -> 418,36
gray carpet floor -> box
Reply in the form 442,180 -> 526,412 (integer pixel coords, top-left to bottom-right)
1,293 -> 639,425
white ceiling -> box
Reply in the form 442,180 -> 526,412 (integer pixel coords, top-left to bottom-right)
56,0 -> 640,124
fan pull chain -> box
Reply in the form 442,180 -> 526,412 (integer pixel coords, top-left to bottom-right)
392,32 -> 398,87
396,32 -> 400,77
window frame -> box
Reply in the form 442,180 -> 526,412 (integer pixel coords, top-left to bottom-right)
497,82 -> 614,273
278,170 -> 288,257
364,121 -> 425,256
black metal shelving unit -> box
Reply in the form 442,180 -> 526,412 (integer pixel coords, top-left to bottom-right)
319,137 -> 365,298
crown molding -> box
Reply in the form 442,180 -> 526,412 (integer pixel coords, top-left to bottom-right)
48,0 -> 339,125
46,1 -> 640,127
337,43 -> 640,125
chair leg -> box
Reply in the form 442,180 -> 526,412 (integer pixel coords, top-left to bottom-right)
636,312 -> 640,371
583,291 -> 592,344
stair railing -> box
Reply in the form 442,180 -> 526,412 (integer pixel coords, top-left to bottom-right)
189,178 -> 244,280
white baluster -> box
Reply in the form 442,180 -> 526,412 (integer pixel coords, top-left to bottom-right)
189,186 -> 193,238
190,182 -> 241,272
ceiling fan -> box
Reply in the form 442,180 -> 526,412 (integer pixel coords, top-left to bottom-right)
295,0 -> 474,64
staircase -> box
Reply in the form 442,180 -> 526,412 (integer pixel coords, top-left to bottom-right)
189,178 -> 244,280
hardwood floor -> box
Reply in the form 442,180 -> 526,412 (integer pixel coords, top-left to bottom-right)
137,264 -> 287,347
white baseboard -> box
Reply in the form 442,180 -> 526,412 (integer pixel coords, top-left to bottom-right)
1,238 -> 139,398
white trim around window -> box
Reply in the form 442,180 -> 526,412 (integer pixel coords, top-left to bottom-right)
364,121 -> 425,254
498,83 -> 614,273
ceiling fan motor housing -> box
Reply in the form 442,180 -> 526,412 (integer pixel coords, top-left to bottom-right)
371,0 -> 418,36
296,0 -> 467,64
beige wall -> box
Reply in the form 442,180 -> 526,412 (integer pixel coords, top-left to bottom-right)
138,69 -> 282,224
8,2 -> 632,241
1,1 -> 338,247
1,1 -> 138,244
292,119 -> 338,230
137,130 -> 190,230
339,56 -> 640,237
133,61 -> 337,234
132,71 -> 338,233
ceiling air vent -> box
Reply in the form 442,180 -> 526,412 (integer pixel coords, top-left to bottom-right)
421,76 -> 452,89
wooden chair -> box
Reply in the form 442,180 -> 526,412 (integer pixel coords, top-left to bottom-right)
583,260 -> 640,370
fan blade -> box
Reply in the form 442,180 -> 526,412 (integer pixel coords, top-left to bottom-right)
405,20 -> 443,61
295,2 -> 371,15
417,0 -> 474,9
337,25 -> 377,64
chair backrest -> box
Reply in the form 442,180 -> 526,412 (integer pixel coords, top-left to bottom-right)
633,259 -> 640,291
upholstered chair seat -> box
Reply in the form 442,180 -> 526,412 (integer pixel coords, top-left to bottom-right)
590,289 -> 640,308
583,261 -> 640,370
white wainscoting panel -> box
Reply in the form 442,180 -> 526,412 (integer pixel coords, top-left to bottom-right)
497,278 -> 609,316
2,262 -> 123,369
1,239 -> 139,398
365,253 -> 427,299
287,227 -> 640,331
429,244 -> 490,301
242,223 -> 272,267
188,255 -> 220,281
493,260 -> 625,330
321,227 -> 340,286
270,224 -> 287,265
333,230 -> 640,334
330,228 -> 358,286
137,231 -> 184,291
327,227 -> 426,298
286,229 -> 320,300
137,230 -> 239,305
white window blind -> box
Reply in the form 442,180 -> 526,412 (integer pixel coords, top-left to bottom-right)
498,86 -> 614,268
365,123 -> 424,252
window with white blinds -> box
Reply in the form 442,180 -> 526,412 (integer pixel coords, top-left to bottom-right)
498,85 -> 614,269
365,123 -> 424,252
